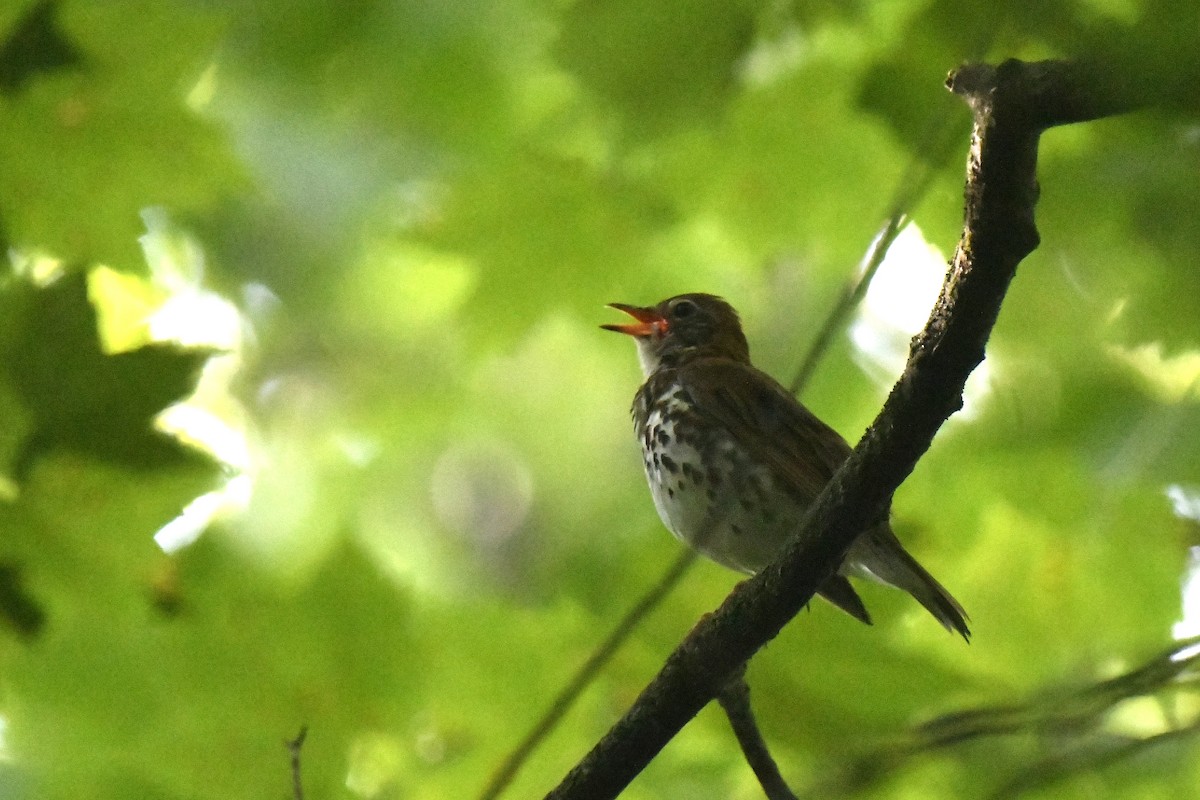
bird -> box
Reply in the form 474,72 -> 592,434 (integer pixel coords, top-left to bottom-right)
602,292 -> 969,639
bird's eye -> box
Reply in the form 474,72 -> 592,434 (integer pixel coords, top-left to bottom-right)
672,299 -> 697,318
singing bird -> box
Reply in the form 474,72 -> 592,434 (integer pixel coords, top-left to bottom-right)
603,293 -> 969,639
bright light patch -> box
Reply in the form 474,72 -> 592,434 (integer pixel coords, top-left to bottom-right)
1107,342 -> 1200,404
105,210 -> 261,553
388,255 -> 474,328
154,475 -> 254,553
1104,695 -> 1172,739
88,266 -> 166,352
333,432 -> 381,469
339,242 -> 475,336
139,212 -> 242,347
8,250 -> 65,285
1170,485 -> 1200,648
740,25 -> 808,87
1173,636 -> 1200,664
851,224 -> 945,381
187,61 -> 218,111
850,224 -> 992,418
345,731 -> 406,797
430,438 -> 533,547
241,281 -> 281,321
148,292 -> 243,350
1168,484 -> 1200,522
156,404 -> 252,472
140,208 -> 206,289
92,208 -> 244,354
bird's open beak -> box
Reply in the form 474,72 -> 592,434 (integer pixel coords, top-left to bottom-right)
601,303 -> 667,338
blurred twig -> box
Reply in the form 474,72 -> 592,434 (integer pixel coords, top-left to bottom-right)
787,212 -> 907,395
798,636 -> 1200,799
787,104 -> 962,395
478,547 -> 697,800
718,667 -> 799,800
990,721 -> 1200,800
287,725 -> 308,800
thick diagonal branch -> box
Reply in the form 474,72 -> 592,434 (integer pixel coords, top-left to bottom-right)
545,59 -> 1149,800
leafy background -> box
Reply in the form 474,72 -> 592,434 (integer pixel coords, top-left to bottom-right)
0,1 -> 1198,799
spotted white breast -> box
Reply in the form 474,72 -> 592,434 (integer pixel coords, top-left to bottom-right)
634,387 -> 797,574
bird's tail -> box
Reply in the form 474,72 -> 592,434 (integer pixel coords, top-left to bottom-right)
847,526 -> 970,641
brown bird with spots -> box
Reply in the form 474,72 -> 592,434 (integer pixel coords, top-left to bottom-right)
603,293 -> 969,639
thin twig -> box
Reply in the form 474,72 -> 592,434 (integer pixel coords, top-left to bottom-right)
478,548 -> 698,800
787,104 -> 961,395
990,721 -> 1200,800
798,635 -> 1200,799
718,668 -> 799,800
288,725 -> 308,800
787,212 -> 906,396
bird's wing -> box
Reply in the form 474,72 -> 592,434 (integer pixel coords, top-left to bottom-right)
677,358 -> 853,505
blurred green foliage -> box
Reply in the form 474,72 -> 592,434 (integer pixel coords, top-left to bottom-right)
0,1 -> 1198,799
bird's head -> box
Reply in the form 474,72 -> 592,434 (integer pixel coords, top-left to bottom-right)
602,293 -> 750,376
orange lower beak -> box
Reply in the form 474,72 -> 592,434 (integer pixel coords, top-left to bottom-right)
601,303 -> 667,337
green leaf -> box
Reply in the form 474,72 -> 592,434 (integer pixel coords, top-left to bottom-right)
0,0 -> 84,96
555,0 -> 756,136
0,1 -> 242,268
3,270 -> 213,477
